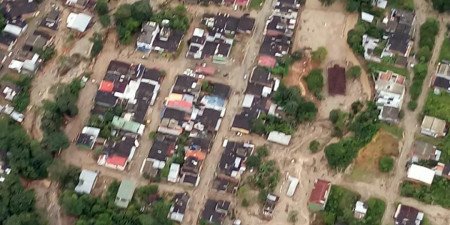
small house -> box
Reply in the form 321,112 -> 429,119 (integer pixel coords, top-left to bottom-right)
394,204 -> 424,225
286,176 -> 299,197
267,131 -> 291,146
76,126 -> 101,149
168,163 -> 180,183
308,179 -> 331,212
66,12 -> 92,32
74,170 -> 98,194
262,193 -> 279,219
168,192 -> 190,223
410,140 -> 441,162
432,62 -> 450,92
420,115 -> 446,138
201,199 -> 230,225
407,164 -> 435,185
136,21 -> 159,52
354,201 -> 368,219
327,64 -> 346,96
115,180 -> 136,208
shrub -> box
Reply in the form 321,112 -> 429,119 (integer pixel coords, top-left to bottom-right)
309,140 -> 320,153
311,47 -> 327,63
304,69 -> 324,98
432,0 -> 450,12
90,33 -> 104,58
346,66 -> 361,79
379,156 -> 394,172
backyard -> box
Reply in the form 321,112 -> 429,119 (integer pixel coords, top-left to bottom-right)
439,37 -> 450,61
423,91 -> 450,121
350,129 -> 400,182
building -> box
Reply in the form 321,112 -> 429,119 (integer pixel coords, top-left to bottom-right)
375,70 -> 406,123
1,0 -> 38,20
267,131 -> 291,146
3,21 -> 28,37
97,136 -> 139,171
327,64 -> 346,95
66,12 -> 92,32
383,9 -> 415,58
394,204 -> 424,225
136,22 -> 159,52
76,126 -> 101,149
407,164 -> 435,185
410,140 -> 441,163
201,199 -> 230,225
74,170 -> 98,194
433,61 -> 450,92
420,115 -> 446,138
151,20 -> 184,53
115,180 -> 136,208
218,140 -> 254,179
262,193 -> 279,219
168,163 -> 180,183
168,192 -> 190,223
434,162 -> 450,180
286,176 -> 299,197
39,8 -> 60,31
354,201 -> 368,219
308,179 -> 331,212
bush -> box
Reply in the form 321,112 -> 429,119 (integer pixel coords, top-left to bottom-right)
424,91 -> 450,122
35,45 -> 56,62
90,33 -> 104,58
11,77 -> 32,112
400,178 -> 450,208
346,66 -> 361,79
309,140 -> 320,153
379,156 -> 394,172
273,84 -> 318,123
304,69 -> 324,99
114,0 -> 152,44
95,0 -> 109,15
311,47 -> 327,63
319,0 -> 336,6
151,5 -> 190,32
99,14 -> 111,27
407,101 -> 417,110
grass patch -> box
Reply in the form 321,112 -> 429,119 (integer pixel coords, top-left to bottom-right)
388,0 -> 415,11
322,186 -> 386,225
439,37 -> 450,61
380,123 -> 403,138
350,130 -> 399,182
400,177 -> 450,208
423,91 -> 450,121
249,0 -> 265,9
367,62 -> 409,77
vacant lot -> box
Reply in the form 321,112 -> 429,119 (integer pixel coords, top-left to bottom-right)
350,130 -> 399,182
423,91 -> 450,121
439,36 -> 450,61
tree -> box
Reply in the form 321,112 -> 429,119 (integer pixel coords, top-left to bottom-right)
95,0 -> 109,15
417,46 -> 432,62
309,140 -> 320,153
379,156 -> 394,172
99,15 -> 111,27
319,0 -> 336,6
311,47 -> 327,63
432,0 -> 450,12
151,201 -> 173,225
90,33 -> 104,58
0,13 -> 6,31
35,46 -> 56,62
41,132 -> 69,153
346,66 -> 361,79
9,191 -> 36,215
48,160 -> 80,189
304,69 -> 324,98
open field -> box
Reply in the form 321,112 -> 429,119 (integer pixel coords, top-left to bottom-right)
423,91 -> 450,121
350,130 -> 400,182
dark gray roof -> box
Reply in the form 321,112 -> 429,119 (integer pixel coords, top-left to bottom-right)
250,66 -> 272,86
196,108 -> 221,132
237,16 -> 255,33
211,82 -> 230,99
433,76 -> 450,90
104,136 -> 136,158
0,32 -> 17,46
202,41 -> 218,58
201,199 -> 229,224
162,108 -> 188,123
76,133 -> 95,147
259,35 -> 290,57
394,205 -> 421,225
245,82 -> 264,97
218,141 -> 252,176
2,0 -> 38,19
148,139 -> 171,161
142,68 -> 162,82
152,30 -> 184,52
95,91 -> 118,107
172,75 -> 198,94
231,112 -> 254,131
171,192 -> 190,214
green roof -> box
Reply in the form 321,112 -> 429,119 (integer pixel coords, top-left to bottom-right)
111,116 -> 144,134
115,179 -> 135,208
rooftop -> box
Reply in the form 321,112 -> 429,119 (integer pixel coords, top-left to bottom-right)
327,65 -> 346,95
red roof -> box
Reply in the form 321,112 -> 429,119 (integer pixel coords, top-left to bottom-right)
308,179 -> 331,204
235,0 -> 249,5
195,65 -> 216,76
166,100 -> 192,111
106,155 -> 127,167
258,55 -> 277,68
99,80 -> 114,93
327,65 -> 346,95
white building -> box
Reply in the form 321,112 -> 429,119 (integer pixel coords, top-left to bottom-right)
267,131 -> 291,146
136,21 -> 159,52
75,170 -> 98,194
67,13 -> 92,32
407,164 -> 435,185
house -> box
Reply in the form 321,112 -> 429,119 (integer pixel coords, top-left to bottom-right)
362,34 -> 382,62
262,193 -> 279,219
66,12 -> 92,32
420,115 -> 446,138
97,136 -> 139,171
158,107 -> 189,136
151,20 -> 184,53
375,71 -> 406,122
407,164 -> 435,185
111,116 -> 145,135
394,204 -> 424,225
168,192 -> 190,223
146,135 -> 176,169
218,140 -> 254,178
115,180 -> 135,208
383,9 -> 415,58
434,163 -> 450,179
195,108 -> 222,132
3,20 -> 28,37
201,199 -> 230,225
74,170 -> 98,194
40,8 -> 60,31
65,0 -> 90,8
136,22 -> 159,52
237,16 -> 255,34
354,201 -> 368,219
250,66 -> 273,88
213,175 -> 239,193
432,61 -> 450,92
2,83 -> 20,101
308,179 -> 331,212
186,28 -> 207,59
259,35 -> 290,59
361,12 -> 375,23
410,140 -> 441,163
231,111 -> 255,134
76,126 -> 101,149
168,163 -> 180,183
267,131 -> 291,146
286,176 -> 299,197
0,32 -> 17,51
24,33 -> 50,52
95,91 -> 118,108
8,52 -> 41,74
327,64 -> 346,95
1,0 -> 38,20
